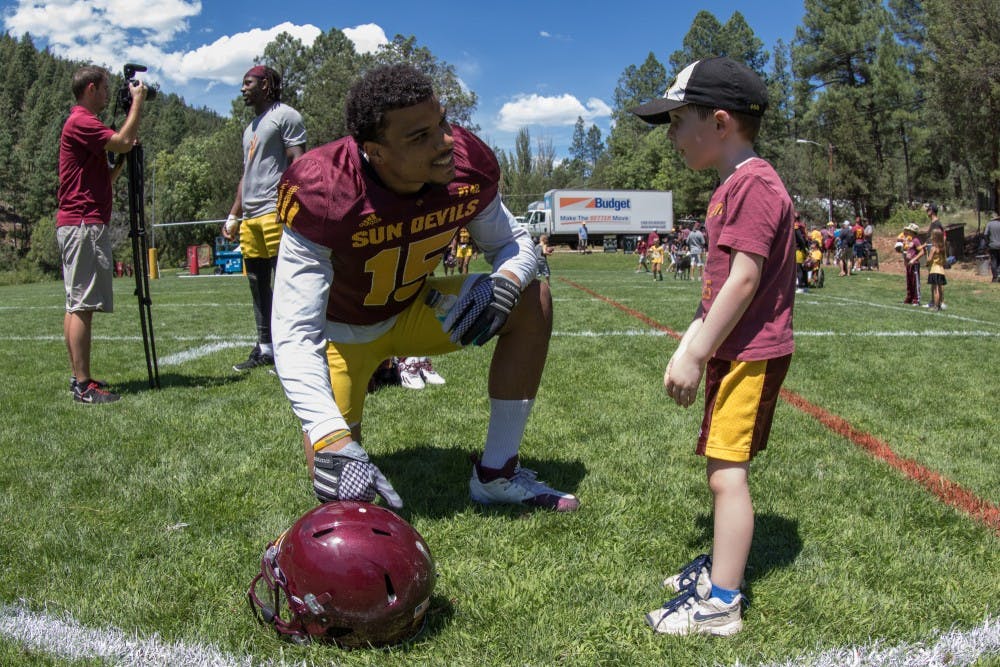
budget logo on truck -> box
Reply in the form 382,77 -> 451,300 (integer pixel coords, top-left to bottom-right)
559,196 -> 632,211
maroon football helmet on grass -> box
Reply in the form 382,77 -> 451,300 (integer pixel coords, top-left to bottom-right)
248,501 -> 435,648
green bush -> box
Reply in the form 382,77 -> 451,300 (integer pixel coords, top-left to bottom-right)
885,203 -> 929,230
26,216 -> 62,278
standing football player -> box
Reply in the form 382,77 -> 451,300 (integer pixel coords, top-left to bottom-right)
271,64 -> 579,512
223,65 -> 306,373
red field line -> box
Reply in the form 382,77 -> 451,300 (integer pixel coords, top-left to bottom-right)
559,277 -> 1000,535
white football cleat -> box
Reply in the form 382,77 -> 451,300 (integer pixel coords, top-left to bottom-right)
398,358 -> 426,390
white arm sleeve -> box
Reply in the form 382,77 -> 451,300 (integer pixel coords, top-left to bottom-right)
272,227 -> 350,443
466,194 -> 537,288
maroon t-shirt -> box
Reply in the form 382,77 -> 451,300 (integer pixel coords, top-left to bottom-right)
701,158 -> 796,361
276,126 -> 500,325
57,106 -> 116,226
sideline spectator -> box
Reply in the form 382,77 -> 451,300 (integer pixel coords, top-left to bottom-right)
862,218 -> 875,270
649,236 -> 665,281
535,234 -> 553,283
635,237 -> 650,273
985,213 -> 1000,282
837,220 -> 853,276
794,214 -> 809,292
851,216 -> 866,273
687,222 -> 706,281
902,222 -> 924,305
224,65 -> 307,373
822,221 -> 836,265
453,227 -> 476,274
925,228 -> 947,311
578,222 -> 589,254
57,66 -> 148,404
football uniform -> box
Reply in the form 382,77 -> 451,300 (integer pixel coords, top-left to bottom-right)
271,126 -> 537,442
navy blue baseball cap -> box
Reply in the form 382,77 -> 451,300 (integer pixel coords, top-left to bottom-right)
631,56 -> 768,125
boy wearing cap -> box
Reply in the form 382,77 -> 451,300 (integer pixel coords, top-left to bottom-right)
631,56 -> 796,637
223,66 -> 307,372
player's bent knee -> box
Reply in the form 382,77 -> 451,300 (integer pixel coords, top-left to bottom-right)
502,280 -> 552,337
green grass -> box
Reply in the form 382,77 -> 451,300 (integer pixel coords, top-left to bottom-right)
1,254 -> 998,666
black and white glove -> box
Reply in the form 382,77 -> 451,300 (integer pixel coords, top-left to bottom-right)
443,273 -> 521,346
313,441 -> 402,508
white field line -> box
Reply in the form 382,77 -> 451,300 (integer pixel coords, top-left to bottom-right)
2,329 -> 998,348
741,616 -> 1000,667
0,604 -> 272,667
1,603 -> 995,667
158,341 -> 250,366
0,335 -> 255,343
0,303 -> 245,310
812,293 -> 1000,327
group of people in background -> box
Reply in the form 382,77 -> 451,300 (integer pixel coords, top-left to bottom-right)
632,221 -> 706,282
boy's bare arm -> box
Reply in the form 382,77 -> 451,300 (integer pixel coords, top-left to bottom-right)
664,250 -> 763,407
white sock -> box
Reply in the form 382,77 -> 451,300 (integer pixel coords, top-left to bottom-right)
481,398 -> 534,469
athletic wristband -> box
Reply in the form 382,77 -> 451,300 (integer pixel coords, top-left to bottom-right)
313,429 -> 353,452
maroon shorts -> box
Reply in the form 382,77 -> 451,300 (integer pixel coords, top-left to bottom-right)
696,354 -> 792,462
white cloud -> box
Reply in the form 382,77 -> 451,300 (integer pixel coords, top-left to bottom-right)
496,93 -> 612,131
341,23 -> 387,54
158,22 -> 322,85
540,30 -> 551,38
3,0 -> 200,47
1,2 -> 386,89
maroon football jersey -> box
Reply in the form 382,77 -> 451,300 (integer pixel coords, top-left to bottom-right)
276,126 -> 500,325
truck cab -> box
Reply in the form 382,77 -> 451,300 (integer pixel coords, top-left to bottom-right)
523,204 -> 548,239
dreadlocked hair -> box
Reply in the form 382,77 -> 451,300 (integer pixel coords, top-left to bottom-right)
258,66 -> 282,103
345,64 -> 435,144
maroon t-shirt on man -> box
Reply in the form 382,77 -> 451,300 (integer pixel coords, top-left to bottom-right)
57,105 -> 115,227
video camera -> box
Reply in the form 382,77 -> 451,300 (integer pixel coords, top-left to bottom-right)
118,63 -> 158,111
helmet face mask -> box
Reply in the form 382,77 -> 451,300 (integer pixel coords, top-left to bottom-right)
248,501 -> 435,648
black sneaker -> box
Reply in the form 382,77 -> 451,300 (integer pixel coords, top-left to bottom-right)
74,379 -> 121,404
70,376 -> 108,393
233,346 -> 274,373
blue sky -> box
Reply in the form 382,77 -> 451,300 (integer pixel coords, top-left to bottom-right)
1,0 -> 805,157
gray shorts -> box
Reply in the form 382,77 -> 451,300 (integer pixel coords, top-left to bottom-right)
58,223 -> 114,313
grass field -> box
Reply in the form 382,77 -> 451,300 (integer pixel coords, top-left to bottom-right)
1,251 -> 998,666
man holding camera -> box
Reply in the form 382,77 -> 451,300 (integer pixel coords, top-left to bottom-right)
57,66 -> 147,404
223,65 -> 306,373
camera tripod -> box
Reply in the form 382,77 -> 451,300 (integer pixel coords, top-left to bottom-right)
125,142 -> 160,389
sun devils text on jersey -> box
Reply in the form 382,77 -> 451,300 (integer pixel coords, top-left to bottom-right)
275,126 -> 499,326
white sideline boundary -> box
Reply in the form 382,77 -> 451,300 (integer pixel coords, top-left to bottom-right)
0,604 -> 270,667
158,341 -> 251,366
743,616 -> 999,667
1,604 -> 996,667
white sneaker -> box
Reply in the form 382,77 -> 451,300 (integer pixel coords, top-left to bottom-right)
417,358 -> 446,385
469,456 -> 579,512
646,590 -> 742,636
398,358 -> 425,390
662,554 -> 713,598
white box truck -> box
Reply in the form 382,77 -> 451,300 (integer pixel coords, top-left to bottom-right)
522,189 -> 673,251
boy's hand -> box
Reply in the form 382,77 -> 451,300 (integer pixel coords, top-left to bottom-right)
664,350 -> 703,408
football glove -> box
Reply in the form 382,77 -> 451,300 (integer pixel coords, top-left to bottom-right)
443,273 -> 521,346
313,441 -> 402,508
